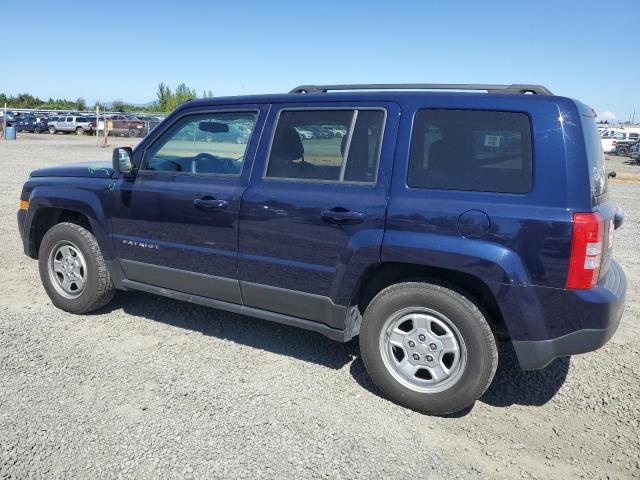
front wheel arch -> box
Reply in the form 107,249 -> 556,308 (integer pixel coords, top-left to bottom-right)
30,207 -> 94,258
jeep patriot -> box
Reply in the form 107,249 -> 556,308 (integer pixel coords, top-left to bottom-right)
17,84 -> 626,414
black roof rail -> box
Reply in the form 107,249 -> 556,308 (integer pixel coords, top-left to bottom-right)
289,83 -> 553,96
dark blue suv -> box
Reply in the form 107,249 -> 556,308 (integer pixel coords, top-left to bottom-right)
17,84 -> 626,415
15,114 -> 50,133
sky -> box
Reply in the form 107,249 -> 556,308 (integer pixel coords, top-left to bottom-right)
1,0 -> 638,121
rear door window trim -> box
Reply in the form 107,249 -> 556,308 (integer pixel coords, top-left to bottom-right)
262,106 -> 387,186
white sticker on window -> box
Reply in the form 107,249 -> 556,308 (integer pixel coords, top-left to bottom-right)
484,135 -> 501,147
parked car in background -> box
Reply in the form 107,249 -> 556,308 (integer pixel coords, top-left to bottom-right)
295,127 -> 314,139
16,114 -> 49,133
612,137 -> 640,157
601,129 -> 640,153
629,142 -> 640,163
48,116 -> 93,135
0,111 -> 17,127
91,114 -> 145,137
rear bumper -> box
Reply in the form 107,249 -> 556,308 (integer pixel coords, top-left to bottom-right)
492,260 -> 626,370
512,319 -> 620,370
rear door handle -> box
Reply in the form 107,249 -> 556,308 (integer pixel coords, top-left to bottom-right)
321,209 -> 366,225
193,197 -> 228,212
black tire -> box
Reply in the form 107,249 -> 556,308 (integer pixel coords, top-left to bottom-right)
33,127 -> 40,134
128,129 -> 137,138
76,127 -> 84,135
616,146 -> 629,156
48,126 -> 56,134
359,281 -> 498,415
38,222 -> 115,314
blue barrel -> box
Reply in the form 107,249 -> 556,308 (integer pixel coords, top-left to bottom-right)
5,126 -> 16,140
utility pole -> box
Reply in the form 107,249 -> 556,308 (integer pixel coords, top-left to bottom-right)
96,105 -> 100,146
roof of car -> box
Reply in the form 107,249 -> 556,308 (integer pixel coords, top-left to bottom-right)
185,90 -> 565,107
180,83 -> 568,109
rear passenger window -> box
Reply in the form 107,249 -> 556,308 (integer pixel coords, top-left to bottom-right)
408,109 -> 533,193
266,109 -> 384,183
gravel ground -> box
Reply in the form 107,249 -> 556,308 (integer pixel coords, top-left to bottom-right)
1,134 -> 639,479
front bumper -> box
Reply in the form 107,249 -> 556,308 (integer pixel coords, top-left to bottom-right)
17,209 -> 29,255
493,260 -> 626,370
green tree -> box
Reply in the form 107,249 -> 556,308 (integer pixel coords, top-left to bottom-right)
112,100 -> 126,112
156,82 -> 172,112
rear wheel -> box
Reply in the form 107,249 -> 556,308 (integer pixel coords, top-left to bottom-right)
359,281 -> 498,415
616,146 -> 629,156
48,126 -> 56,134
33,126 -> 41,134
128,128 -> 138,138
38,223 -> 115,314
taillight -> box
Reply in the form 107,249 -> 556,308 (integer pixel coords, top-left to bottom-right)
566,212 -> 604,289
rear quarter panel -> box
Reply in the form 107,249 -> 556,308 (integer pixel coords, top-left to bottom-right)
384,95 -> 582,287
382,95 -> 594,341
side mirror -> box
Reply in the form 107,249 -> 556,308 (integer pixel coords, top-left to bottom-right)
113,147 -> 133,176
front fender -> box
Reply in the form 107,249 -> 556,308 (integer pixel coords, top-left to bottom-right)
24,185 -> 114,260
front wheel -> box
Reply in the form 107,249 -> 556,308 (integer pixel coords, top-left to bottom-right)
359,282 -> 498,415
38,223 -> 115,314
76,127 -> 84,135
128,129 -> 138,138
33,126 -> 41,134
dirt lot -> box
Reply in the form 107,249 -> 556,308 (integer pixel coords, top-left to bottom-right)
1,134 -> 639,479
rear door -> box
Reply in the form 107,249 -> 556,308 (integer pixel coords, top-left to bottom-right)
238,102 -> 400,329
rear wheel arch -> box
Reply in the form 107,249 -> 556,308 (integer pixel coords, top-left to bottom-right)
349,262 -> 507,338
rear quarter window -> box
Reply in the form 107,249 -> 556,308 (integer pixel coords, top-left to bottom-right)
408,109 -> 533,193
580,114 -> 607,197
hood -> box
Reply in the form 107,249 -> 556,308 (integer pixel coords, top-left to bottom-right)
30,161 -> 114,178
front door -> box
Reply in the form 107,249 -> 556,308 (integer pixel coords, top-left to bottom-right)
239,103 -> 399,329
109,107 -> 266,303
60,116 -> 72,131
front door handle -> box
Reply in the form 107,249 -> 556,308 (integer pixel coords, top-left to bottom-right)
193,197 -> 228,212
321,208 -> 366,225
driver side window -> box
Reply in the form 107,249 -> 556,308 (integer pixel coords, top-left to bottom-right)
144,111 -> 257,175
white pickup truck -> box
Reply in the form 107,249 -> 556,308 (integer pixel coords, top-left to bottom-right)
48,115 -> 93,135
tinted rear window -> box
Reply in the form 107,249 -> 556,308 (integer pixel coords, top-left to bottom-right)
581,114 -> 607,197
408,109 -> 533,193
266,109 -> 384,183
